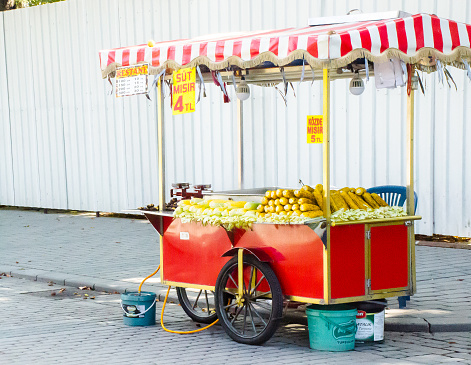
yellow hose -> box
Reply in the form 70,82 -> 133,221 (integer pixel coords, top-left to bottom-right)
137,266 -> 219,334
160,286 -> 219,334
138,265 -> 161,293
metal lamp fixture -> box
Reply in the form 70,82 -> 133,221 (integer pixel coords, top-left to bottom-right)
236,77 -> 250,100
349,72 -> 365,95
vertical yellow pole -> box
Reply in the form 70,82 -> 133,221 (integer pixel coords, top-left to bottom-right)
322,68 -> 331,304
238,248 -> 244,300
407,80 -> 416,294
157,78 -> 165,281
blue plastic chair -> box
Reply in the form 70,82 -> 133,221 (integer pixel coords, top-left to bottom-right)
366,185 -> 418,309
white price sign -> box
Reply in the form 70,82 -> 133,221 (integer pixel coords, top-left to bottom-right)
115,64 -> 149,97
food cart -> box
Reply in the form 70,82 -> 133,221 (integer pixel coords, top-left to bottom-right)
99,12 -> 471,345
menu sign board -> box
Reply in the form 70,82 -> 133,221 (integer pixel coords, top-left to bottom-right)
115,64 -> 149,97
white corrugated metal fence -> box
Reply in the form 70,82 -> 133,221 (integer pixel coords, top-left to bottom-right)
0,0 -> 470,236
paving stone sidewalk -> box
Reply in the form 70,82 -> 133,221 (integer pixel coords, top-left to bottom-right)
2,276 -> 471,364
1,208 -> 471,333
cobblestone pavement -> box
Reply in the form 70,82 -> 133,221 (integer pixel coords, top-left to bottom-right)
1,208 -> 471,364
1,276 -> 470,365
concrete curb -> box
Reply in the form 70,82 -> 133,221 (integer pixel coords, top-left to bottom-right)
416,240 -> 471,250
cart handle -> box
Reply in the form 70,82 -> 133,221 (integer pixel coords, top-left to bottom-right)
121,299 -> 156,317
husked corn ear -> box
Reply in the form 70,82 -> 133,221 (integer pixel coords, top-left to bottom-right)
279,197 -> 289,205
292,204 -> 300,211
301,210 -> 323,218
313,190 -> 324,210
301,185 -> 315,193
268,199 -> 275,207
343,191 -> 359,209
275,205 -> 284,213
284,204 -> 293,211
286,211 -> 294,216
275,198 -> 281,206
355,187 -> 366,196
268,206 -> 275,213
293,210 -> 302,216
362,192 -> 379,209
295,189 -> 315,200
257,204 -> 265,213
289,197 -> 298,205
298,198 -> 314,205
271,191 -> 277,199
300,204 -> 318,212
276,189 -> 284,198
332,194 -> 349,210
329,197 -> 339,213
350,193 -> 370,210
279,210 -> 288,216
261,197 -> 269,205
264,205 -> 270,213
265,190 -> 272,198
282,189 -> 295,198
315,184 -> 323,193
371,193 -> 389,207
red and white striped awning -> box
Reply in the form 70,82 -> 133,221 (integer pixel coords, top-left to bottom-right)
100,13 -> 471,78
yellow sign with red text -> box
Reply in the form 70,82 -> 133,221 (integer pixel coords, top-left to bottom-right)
172,68 -> 196,115
307,115 -> 323,143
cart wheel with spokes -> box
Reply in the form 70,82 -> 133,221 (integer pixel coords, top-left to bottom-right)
215,255 -> 283,345
176,287 -> 218,324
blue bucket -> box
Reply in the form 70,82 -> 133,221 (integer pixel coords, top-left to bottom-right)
121,291 -> 156,326
306,304 -> 357,351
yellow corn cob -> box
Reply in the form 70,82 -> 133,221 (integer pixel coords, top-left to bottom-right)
329,198 -> 339,213
350,193 -> 370,210
298,198 -> 314,205
300,203 -> 318,212
257,204 -> 265,213
275,198 -> 281,206
261,197 -> 269,205
362,192 -> 379,209
343,192 -> 359,209
275,205 -> 284,213
315,184 -> 323,193
301,210 -> 324,218
284,204 -> 293,211
268,199 -> 275,207
292,204 -> 300,211
282,189 -> 295,198
270,191 -> 277,199
332,194 -> 349,211
293,210 -> 302,216
313,190 -> 323,210
265,190 -> 272,198
289,197 -> 299,205
225,201 -> 246,209
268,206 -> 275,213
279,197 -> 289,205
355,187 -> 366,196
279,210 -> 288,216
371,193 -> 389,207
264,205 -> 270,213
301,185 -> 315,193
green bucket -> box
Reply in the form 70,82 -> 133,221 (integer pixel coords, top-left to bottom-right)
306,304 -> 357,351
121,291 -> 156,326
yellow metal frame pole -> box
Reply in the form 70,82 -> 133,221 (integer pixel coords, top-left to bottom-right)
157,78 -> 165,281
322,68 -> 331,304
238,248 -> 244,303
407,76 -> 416,294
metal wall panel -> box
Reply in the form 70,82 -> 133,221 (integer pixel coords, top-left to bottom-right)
0,0 -> 470,236
0,12 -> 15,206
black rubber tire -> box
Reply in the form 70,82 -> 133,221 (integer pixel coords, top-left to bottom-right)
215,255 -> 283,345
176,287 -> 218,324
